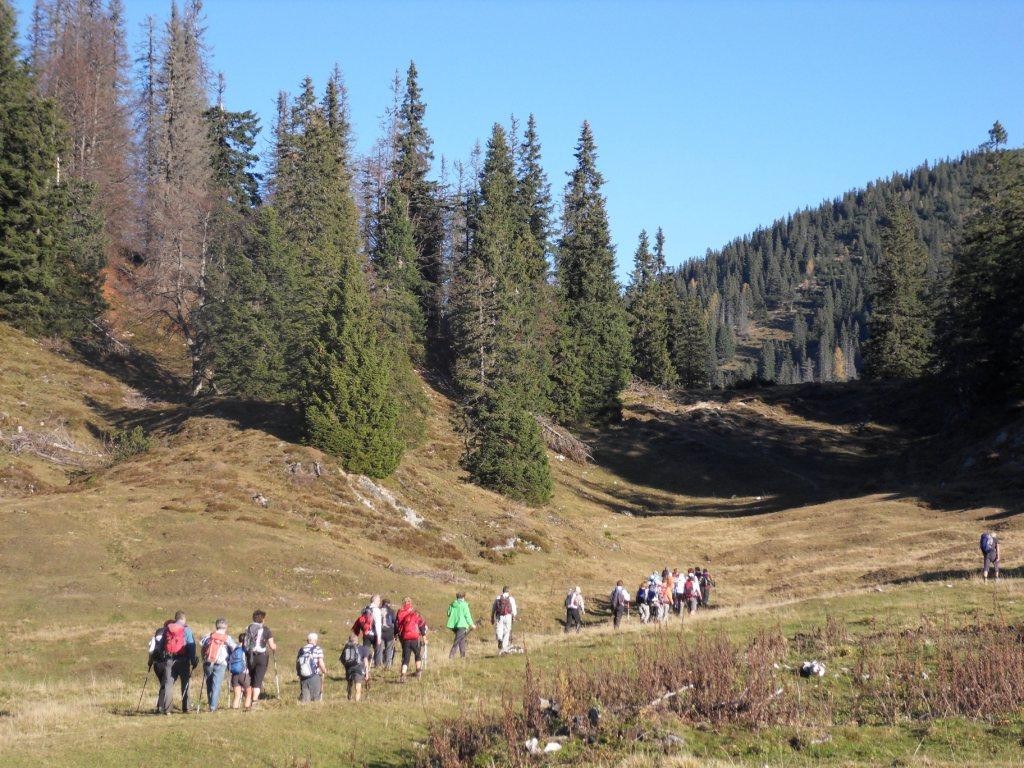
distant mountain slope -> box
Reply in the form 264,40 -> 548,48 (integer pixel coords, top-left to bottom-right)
677,148 -> 1022,384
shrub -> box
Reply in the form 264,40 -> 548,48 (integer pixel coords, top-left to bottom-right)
108,425 -> 151,460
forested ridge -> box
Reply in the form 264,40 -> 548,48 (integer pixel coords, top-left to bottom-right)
673,148 -> 1021,385
1,0 -> 1021,509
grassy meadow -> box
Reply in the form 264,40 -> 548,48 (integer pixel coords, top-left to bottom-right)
2,322 -> 1023,766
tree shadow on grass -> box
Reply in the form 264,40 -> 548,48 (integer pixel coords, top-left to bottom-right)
84,395 -> 304,446
581,380 -> 1023,519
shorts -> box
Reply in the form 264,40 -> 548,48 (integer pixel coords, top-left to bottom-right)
984,553 -> 999,570
248,652 -> 269,688
346,666 -> 366,684
401,639 -> 422,666
230,670 -> 251,688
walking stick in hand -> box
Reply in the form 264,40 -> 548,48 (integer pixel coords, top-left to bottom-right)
273,650 -> 281,699
134,664 -> 152,714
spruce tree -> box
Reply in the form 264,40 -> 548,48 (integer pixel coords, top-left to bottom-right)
451,124 -> 552,502
942,142 -> 1024,398
627,229 -> 676,386
552,122 -> 631,425
271,74 -> 408,475
758,340 -> 776,381
864,199 -> 932,379
516,114 -> 557,411
0,0 -> 104,336
463,390 -> 552,506
375,181 -> 425,361
198,87 -> 264,394
672,293 -> 712,388
392,61 -> 445,362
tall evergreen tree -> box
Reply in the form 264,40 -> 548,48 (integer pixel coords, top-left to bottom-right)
0,0 -> 104,336
942,140 -> 1024,399
267,73 -> 410,475
552,122 -> 631,425
627,229 -> 675,385
672,293 -> 712,388
392,61 -> 445,363
864,199 -> 932,379
375,181 -> 425,361
450,124 -> 552,502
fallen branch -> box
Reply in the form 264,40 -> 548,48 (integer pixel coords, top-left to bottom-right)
534,414 -> 592,464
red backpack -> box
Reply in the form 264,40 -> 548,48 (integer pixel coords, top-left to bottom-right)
682,579 -> 695,599
352,608 -> 374,637
497,595 -> 513,617
163,622 -> 186,656
204,631 -> 227,663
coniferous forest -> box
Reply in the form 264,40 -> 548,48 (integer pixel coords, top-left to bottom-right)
2,0 -> 1022,507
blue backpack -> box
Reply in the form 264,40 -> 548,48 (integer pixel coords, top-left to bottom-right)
981,533 -> 995,554
228,645 -> 247,674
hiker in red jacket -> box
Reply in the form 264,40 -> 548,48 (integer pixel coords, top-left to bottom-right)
396,597 -> 428,682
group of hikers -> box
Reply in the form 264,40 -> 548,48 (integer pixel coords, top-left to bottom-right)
143,589 -> 519,714
143,573 -> 716,715
602,566 -> 715,629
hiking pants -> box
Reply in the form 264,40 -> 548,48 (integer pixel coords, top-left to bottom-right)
495,615 -> 513,651
449,628 -> 469,658
299,675 -> 323,702
174,657 -> 193,711
673,593 -> 682,614
382,637 -> 396,669
154,658 -> 173,713
613,606 -> 627,629
204,662 -> 226,711
565,607 -> 582,633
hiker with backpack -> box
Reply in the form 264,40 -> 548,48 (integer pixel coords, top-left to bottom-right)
199,618 -> 236,712
699,567 -> 715,607
634,581 -> 650,624
243,609 -> 277,709
340,633 -> 371,701
610,580 -> 630,628
672,570 -> 686,615
682,570 -> 701,616
396,597 -> 428,682
380,598 -> 397,670
353,595 -> 384,670
147,611 -> 198,714
446,592 -> 476,659
981,532 -> 1001,580
296,632 -> 327,702
565,586 -> 585,633
491,586 -> 518,654
228,632 -> 250,709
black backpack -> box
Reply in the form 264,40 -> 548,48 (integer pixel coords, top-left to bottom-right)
340,642 -> 361,670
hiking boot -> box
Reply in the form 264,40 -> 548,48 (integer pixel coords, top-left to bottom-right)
399,674 -> 406,684
415,670 -> 422,679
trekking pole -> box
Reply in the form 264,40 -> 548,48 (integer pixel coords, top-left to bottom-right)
134,664 -> 152,714
194,665 -> 208,713
273,650 -> 281,699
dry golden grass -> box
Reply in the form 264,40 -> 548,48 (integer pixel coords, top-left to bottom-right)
1,321 -> 1022,765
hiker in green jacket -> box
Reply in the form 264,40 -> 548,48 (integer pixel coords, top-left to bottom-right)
446,592 -> 476,659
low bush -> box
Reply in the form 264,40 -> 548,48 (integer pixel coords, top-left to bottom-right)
107,425 -> 152,460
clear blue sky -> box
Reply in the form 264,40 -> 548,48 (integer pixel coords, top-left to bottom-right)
15,0 -> 1024,278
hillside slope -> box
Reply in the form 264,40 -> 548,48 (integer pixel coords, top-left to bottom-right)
2,323 -> 1023,765
679,148 -> 1023,384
